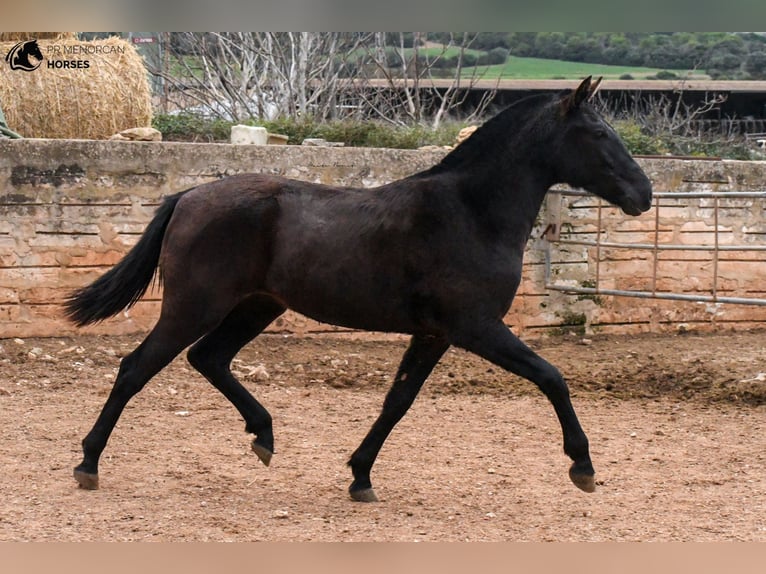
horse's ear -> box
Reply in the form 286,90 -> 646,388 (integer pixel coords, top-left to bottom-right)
588,76 -> 603,101
560,76 -> 593,115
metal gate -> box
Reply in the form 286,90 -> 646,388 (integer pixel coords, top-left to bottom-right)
542,188 -> 766,306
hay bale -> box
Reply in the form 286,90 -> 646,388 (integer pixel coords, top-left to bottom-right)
0,36 -> 152,139
0,32 -> 76,42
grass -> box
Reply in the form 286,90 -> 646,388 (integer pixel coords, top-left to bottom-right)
166,50 -> 710,87
394,45 -> 711,80
471,55 -> 711,81
414,45 -> 486,59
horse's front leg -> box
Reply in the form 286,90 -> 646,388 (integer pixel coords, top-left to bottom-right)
348,334 -> 449,502
452,320 -> 595,493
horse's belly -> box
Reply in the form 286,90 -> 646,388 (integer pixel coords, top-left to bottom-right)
266,252 -> 440,333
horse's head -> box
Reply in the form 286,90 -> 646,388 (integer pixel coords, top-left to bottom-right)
554,76 -> 653,216
24,40 -> 44,62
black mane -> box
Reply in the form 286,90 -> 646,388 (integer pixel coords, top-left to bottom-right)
422,92 -> 562,177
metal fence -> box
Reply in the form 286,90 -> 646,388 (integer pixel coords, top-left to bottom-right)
543,188 -> 766,306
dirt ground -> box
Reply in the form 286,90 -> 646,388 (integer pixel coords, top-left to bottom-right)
0,328 -> 764,541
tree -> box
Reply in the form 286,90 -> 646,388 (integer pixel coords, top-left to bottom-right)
150,32 -> 372,121
744,51 -> 766,79
563,34 -> 599,62
149,32 -> 497,128
602,35 -> 632,65
350,32 -> 498,129
534,33 -> 567,60
596,77 -> 731,154
707,52 -> 743,74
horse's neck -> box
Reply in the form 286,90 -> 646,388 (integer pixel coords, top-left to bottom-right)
470,141 -> 553,205
448,159 -> 552,247
452,119 -> 557,215
423,104 -> 559,238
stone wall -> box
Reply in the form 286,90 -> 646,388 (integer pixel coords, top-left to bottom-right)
1,138 -> 765,339
535,159 -> 766,336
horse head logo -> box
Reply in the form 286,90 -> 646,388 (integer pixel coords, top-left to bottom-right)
5,39 -> 44,71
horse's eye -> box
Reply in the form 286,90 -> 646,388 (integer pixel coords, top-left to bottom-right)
593,128 -> 608,139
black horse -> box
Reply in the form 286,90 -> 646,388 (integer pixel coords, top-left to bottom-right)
65,77 -> 652,502
5,39 -> 44,71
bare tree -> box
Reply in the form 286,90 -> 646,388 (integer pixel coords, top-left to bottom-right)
593,77 -> 736,155
352,32 -> 498,128
149,32 -> 372,122
597,76 -> 728,137
149,32 -> 498,128
634,92 -> 727,138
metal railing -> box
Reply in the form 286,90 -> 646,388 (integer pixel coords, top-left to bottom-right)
543,189 -> 766,306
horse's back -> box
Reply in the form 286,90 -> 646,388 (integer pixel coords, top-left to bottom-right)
160,172 -> 404,313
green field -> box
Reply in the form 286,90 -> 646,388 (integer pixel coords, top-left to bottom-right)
472,55 -> 710,80
407,46 -> 710,80
175,46 -> 710,84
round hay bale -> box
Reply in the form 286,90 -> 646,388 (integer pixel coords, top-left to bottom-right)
0,36 -> 152,139
0,32 -> 77,42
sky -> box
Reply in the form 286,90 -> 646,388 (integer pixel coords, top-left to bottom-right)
1,1 -> 765,33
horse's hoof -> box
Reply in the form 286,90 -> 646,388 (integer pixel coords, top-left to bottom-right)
569,464 -> 596,493
73,468 -> 99,490
251,440 -> 273,467
349,487 -> 379,503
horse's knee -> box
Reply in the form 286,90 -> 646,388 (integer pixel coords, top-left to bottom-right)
187,342 -> 221,377
110,353 -> 144,394
534,363 -> 570,399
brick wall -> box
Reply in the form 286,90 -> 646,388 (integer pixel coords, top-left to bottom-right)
1,138 -> 764,339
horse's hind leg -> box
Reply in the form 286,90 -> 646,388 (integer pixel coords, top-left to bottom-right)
452,320 -> 595,493
186,294 -> 285,467
74,314 -> 212,489
348,334 -> 449,502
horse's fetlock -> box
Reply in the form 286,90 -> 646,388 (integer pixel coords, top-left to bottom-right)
564,436 -> 590,462
246,416 -> 272,436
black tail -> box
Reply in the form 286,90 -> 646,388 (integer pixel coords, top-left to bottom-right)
64,191 -> 187,326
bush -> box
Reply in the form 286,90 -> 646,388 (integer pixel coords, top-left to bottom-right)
486,47 -> 510,65
613,120 -> 670,155
270,119 -> 461,149
153,111 -> 756,159
654,70 -> 679,80
611,120 -> 759,159
153,112 -> 464,149
152,112 -> 232,142
460,53 -> 478,67
663,137 -> 757,160
256,117 -> 321,145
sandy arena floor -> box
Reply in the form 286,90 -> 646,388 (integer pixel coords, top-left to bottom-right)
0,329 -> 763,541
